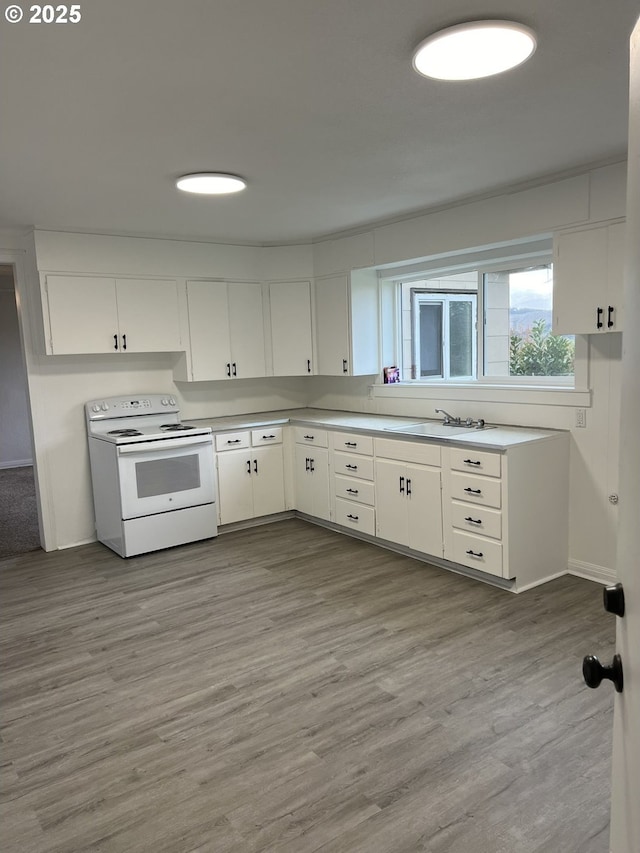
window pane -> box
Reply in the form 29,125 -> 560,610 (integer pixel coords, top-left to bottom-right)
449,300 -> 473,377
419,303 -> 443,377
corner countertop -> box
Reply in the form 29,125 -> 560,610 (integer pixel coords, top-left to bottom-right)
185,408 -> 566,451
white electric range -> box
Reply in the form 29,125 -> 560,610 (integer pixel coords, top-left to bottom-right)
85,394 -> 217,557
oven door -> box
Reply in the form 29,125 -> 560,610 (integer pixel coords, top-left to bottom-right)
117,436 -> 215,520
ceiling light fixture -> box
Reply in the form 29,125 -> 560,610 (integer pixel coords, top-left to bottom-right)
412,20 -> 536,81
176,173 -> 247,195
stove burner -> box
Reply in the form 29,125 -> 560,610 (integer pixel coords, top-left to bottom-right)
159,424 -> 196,432
108,429 -> 143,436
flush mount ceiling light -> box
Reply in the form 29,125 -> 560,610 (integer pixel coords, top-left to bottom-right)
176,173 -> 247,194
412,20 -> 536,81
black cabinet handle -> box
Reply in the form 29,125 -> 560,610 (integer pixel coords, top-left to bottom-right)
303,434 -> 314,440
346,488 -> 359,494
607,306 -> 615,328
603,583 -> 625,617
399,476 -> 405,494
232,362 -> 237,376
342,358 -> 348,373
226,363 -> 231,377
307,359 -> 311,373
122,334 -> 127,351
345,442 -> 357,447
596,306 -> 604,329
253,459 -> 258,473
310,458 -> 315,472
246,459 -> 251,474
583,654 -> 623,693
262,434 -> 276,439
464,487 -> 482,494
226,439 -> 241,444
305,457 -> 310,471
464,459 -> 481,466
345,464 -> 358,470
406,478 -> 412,496
464,516 -> 482,524
347,514 -> 359,521
114,334 -> 118,351
465,549 -> 483,558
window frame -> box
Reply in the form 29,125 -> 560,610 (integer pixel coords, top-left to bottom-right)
411,289 -> 477,381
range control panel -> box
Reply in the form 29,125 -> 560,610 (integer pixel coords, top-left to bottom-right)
85,394 -> 179,419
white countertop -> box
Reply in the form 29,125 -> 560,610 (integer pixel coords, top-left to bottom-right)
186,408 -> 565,451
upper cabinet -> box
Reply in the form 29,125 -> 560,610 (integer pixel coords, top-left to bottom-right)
314,271 -> 379,376
552,221 -> 625,335
184,280 -> 267,381
43,275 -> 181,355
268,281 -> 313,376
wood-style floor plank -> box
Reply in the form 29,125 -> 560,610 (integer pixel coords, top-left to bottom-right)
1,519 -> 615,852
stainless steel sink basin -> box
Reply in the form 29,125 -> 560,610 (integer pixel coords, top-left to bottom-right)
385,422 -> 495,437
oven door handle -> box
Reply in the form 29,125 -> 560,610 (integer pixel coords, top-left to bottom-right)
117,437 -> 213,455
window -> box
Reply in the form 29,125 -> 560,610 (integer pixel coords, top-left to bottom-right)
400,258 -> 575,385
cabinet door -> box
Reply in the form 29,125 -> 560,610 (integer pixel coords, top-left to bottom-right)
606,222 -> 625,331
315,275 -> 350,375
228,283 -> 266,378
45,275 -> 118,354
308,447 -> 330,520
252,446 -> 285,517
406,464 -> 443,557
186,281 -> 231,381
553,227 -> 608,335
217,450 -> 253,525
375,459 -> 409,547
269,281 -> 313,376
115,279 -> 181,352
294,444 -> 314,515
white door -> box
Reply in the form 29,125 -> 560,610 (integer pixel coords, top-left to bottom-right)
228,283 -> 267,378
553,227 -> 608,335
252,445 -> 285,517
609,17 -> 640,853
308,447 -> 330,520
186,281 -> 231,381
294,444 -> 314,515
406,464 -> 443,557
375,458 -> 409,547
115,279 -> 181,352
269,281 -> 313,376
315,275 -> 350,375
46,275 -> 118,354
217,450 -> 253,525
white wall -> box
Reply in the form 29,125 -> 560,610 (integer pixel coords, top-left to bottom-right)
0,272 -> 33,467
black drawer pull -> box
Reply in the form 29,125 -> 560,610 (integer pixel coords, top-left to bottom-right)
347,514 -> 359,521
607,305 -> 615,328
345,464 -> 358,470
596,306 -> 604,329
262,434 -> 276,439
464,516 -> 482,524
227,439 -> 241,444
303,434 -> 314,440
305,457 -> 310,471
464,487 -> 482,494
466,549 -> 484,558
345,441 -> 357,447
464,459 -> 481,466
346,488 -> 359,494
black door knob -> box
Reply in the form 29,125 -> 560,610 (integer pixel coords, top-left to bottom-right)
582,654 -> 623,693
603,583 -> 625,617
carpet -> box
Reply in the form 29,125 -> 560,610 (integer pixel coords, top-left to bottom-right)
0,466 -> 41,559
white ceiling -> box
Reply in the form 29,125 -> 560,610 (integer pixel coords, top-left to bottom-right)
0,1 -> 638,245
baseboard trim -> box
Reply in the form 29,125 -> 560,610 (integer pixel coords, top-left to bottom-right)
568,559 -> 616,585
0,459 -> 33,469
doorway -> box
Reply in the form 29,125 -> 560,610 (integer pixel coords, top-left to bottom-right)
0,264 -> 40,559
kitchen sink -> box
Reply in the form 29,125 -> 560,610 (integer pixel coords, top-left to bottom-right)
385,422 -> 495,437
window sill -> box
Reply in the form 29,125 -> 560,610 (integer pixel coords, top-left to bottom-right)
371,382 -> 591,407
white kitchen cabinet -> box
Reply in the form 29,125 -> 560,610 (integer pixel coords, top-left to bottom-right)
375,456 -> 443,557
43,275 -> 181,355
216,429 -> 285,525
552,221 -> 625,334
269,281 -> 313,376
330,431 -> 376,537
185,280 -> 267,381
314,270 -> 379,376
294,444 -> 330,521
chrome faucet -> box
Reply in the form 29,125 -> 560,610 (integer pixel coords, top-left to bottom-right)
435,408 -> 460,425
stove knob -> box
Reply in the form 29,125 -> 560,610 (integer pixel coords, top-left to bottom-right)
92,404 -> 100,413
101,403 -> 109,411
161,398 -> 168,405
169,397 -> 176,406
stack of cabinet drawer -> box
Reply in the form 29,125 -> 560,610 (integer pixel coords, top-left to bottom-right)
447,447 -> 505,577
331,432 -> 375,535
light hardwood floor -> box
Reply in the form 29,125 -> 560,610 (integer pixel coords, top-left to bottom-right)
1,519 -> 615,853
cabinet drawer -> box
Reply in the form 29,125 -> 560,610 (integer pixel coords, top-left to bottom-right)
450,501 -> 502,540
334,475 -> 375,506
451,530 -> 503,577
333,432 -> 374,455
215,430 -> 250,451
251,427 -> 283,446
450,472 -> 502,508
450,447 -> 501,478
374,438 -> 441,467
294,427 -> 328,447
335,498 -> 375,536
333,451 -> 374,480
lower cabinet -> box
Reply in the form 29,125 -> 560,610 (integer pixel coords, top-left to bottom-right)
216,429 -> 285,525
294,444 -> 330,521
